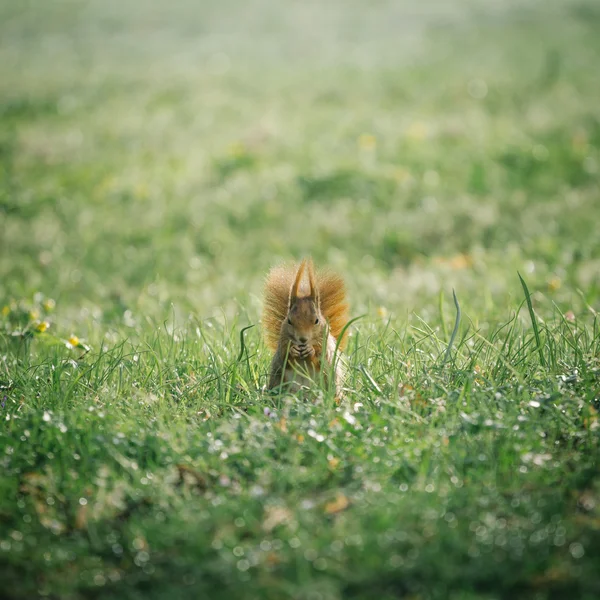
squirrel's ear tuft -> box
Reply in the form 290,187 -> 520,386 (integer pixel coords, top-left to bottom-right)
307,258 -> 320,304
289,259 -> 307,305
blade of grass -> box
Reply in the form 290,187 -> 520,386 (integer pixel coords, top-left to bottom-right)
443,289 -> 461,365
359,364 -> 382,395
518,272 -> 546,367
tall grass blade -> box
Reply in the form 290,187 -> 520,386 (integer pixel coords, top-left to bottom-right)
443,289 -> 461,365
518,272 -> 546,367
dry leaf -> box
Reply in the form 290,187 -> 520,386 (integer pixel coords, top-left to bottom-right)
324,493 -> 350,515
176,464 -> 208,490
265,552 -> 281,567
75,504 -> 89,530
583,406 -> 599,431
262,506 -> 292,532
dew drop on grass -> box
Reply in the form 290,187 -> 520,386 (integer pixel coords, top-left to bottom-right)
343,411 -> 356,425
570,542 -> 585,559
304,548 -> 318,561
132,538 -> 146,551
307,429 -> 325,442
388,554 -> 404,568
250,485 -> 264,497
554,536 -> 566,547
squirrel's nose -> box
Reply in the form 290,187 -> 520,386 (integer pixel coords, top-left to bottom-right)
298,336 -> 309,344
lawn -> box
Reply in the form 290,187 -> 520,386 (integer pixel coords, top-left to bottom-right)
1,0 -> 599,598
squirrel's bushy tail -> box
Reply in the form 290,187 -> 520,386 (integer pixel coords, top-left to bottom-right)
262,260 -> 350,352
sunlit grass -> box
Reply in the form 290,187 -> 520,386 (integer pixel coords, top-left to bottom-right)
1,0 -> 600,598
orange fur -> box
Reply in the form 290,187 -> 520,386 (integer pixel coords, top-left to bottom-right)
262,260 -> 350,352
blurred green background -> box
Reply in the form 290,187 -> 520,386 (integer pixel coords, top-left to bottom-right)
2,0 -> 599,333
1,1 -> 600,599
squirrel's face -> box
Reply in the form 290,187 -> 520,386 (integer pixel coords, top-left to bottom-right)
284,297 -> 325,347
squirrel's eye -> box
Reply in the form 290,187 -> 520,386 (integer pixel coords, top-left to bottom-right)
315,318 -> 319,325
287,318 -> 292,325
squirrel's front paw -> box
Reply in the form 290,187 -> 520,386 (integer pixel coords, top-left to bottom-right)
296,344 -> 315,359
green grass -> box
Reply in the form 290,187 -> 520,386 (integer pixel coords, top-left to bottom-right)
1,1 -> 600,598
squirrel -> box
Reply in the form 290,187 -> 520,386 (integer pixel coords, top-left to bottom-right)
262,258 -> 350,395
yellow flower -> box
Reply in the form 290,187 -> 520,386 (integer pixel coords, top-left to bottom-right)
227,142 -> 246,157
358,133 -> 377,150
433,254 -> 473,270
377,306 -> 389,319
36,321 -> 50,333
406,121 -> 429,141
134,183 -> 149,199
391,167 -> 412,184
324,493 -> 350,515
449,253 -> 473,270
548,277 -> 562,292
29,309 -> 40,320
43,298 -> 56,311
67,335 -> 80,348
1,305 -> 9,317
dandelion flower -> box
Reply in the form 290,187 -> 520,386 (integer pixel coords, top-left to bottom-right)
548,277 -> 562,292
377,306 -> 389,319
406,121 -> 429,141
36,321 -> 50,333
358,133 -> 377,150
228,142 -> 246,157
42,298 -> 56,311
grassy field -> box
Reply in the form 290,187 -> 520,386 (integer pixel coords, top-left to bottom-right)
1,0 -> 600,598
